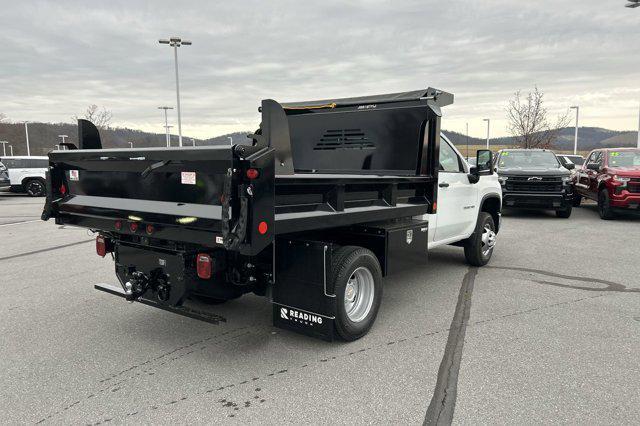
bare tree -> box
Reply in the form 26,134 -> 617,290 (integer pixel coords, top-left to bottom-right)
73,105 -> 113,129
506,87 -> 570,149
0,112 -> 6,123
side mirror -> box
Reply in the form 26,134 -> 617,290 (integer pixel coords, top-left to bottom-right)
586,162 -> 600,171
564,163 -> 575,170
475,149 -> 493,175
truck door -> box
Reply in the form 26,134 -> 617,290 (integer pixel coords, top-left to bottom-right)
586,151 -> 603,197
432,139 -> 477,242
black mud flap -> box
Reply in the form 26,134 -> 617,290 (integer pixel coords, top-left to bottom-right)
272,238 -> 338,341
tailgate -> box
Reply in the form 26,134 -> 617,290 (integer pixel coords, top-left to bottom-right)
45,146 -> 232,237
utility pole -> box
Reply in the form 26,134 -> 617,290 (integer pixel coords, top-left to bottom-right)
129,142 -> 134,148
159,37 -> 192,146
58,135 -> 68,146
8,145 -> 13,156
166,125 -> 173,147
0,141 -> 8,156
24,121 -> 31,156
570,106 -> 579,155
483,119 -> 490,149
158,106 -> 173,147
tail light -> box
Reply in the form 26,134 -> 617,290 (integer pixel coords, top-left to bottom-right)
258,221 -> 268,235
59,184 -> 67,195
129,222 -> 139,233
246,168 -> 260,180
96,235 -> 110,257
196,253 -> 213,279
115,220 -> 122,231
146,224 -> 155,235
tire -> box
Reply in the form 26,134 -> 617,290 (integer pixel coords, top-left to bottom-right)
598,189 -> 616,220
24,178 -> 46,197
572,194 -> 582,207
464,212 -> 496,267
331,246 -> 383,341
556,205 -> 572,218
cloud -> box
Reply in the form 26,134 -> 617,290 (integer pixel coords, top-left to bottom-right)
0,0 -> 638,138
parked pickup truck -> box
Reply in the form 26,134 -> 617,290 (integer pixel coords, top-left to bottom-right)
573,148 -> 640,219
495,149 -> 574,218
42,89 -> 502,341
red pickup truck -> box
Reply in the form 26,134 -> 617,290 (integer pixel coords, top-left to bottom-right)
573,148 -> 640,219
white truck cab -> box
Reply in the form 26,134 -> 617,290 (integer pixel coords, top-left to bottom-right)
424,135 -> 502,265
0,156 -> 49,197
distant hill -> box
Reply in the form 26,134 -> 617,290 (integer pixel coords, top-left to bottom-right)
0,121 -> 636,157
443,127 -> 638,151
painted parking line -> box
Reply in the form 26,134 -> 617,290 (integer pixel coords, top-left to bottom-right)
0,219 -> 42,227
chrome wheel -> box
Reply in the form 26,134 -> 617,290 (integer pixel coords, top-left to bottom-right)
481,225 -> 496,256
344,266 -> 375,323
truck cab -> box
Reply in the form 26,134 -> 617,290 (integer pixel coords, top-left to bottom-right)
573,148 -> 640,219
427,135 -> 501,258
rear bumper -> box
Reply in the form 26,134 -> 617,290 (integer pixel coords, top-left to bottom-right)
503,192 -> 572,209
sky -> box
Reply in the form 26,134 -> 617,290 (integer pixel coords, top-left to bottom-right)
1,0 -> 639,139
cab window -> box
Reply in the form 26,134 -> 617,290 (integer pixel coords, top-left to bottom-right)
439,140 -> 463,172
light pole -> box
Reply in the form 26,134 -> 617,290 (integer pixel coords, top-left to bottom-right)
157,106 -> 174,147
166,125 -> 173,147
190,138 -> 196,147
58,134 -> 68,146
54,145 -> 59,151
636,102 -> 640,149
0,141 -> 8,156
24,121 -> 31,156
570,106 -> 579,154
483,119 -> 490,149
227,136 -> 233,146
129,142 -> 134,149
8,145 -> 13,156
159,37 -> 191,147
465,122 -> 469,159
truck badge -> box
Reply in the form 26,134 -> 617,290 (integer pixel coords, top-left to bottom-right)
406,230 -> 413,244
528,176 -> 542,181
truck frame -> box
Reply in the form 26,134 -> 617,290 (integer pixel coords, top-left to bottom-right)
42,88 -> 494,341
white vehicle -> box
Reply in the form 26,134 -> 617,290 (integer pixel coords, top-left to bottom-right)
425,135 -> 502,265
0,156 -> 49,197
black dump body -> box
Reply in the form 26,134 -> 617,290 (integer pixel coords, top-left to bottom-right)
42,88 -> 452,336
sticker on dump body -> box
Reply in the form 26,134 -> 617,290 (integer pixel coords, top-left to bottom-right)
69,170 -> 79,181
181,171 -> 196,185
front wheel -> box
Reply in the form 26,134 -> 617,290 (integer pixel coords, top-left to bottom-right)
598,189 -> 616,220
332,246 -> 383,341
464,212 -> 496,267
556,205 -> 572,218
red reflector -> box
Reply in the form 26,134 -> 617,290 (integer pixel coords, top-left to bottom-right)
115,220 -> 122,231
146,224 -> 155,235
196,253 -> 213,279
129,222 -> 139,232
246,168 -> 260,179
258,221 -> 268,235
96,235 -> 107,257
60,184 -> 67,195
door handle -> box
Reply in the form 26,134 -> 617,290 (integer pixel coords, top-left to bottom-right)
439,182 -> 450,188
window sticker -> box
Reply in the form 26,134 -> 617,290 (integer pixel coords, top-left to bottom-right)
181,171 -> 196,185
611,152 -> 620,156
69,170 -> 79,181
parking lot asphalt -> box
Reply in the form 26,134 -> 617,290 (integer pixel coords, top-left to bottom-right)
1,193 -> 639,425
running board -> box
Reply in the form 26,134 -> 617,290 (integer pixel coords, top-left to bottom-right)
94,283 -> 227,325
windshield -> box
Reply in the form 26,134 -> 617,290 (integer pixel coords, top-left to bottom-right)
566,155 -> 584,166
608,150 -> 640,168
498,151 -> 560,168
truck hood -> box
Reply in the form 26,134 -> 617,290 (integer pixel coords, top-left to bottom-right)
497,167 -> 571,177
604,166 -> 640,177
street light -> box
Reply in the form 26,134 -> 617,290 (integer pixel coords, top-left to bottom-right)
0,141 -> 8,156
166,125 -> 174,147
24,121 -> 31,156
483,119 -> 490,149
8,145 -> 13,156
636,102 -> 640,149
227,136 -> 233,146
157,106 -> 174,147
570,106 -> 579,155
129,142 -> 134,148
58,135 -> 68,145
159,37 -> 192,147
465,122 -> 469,159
